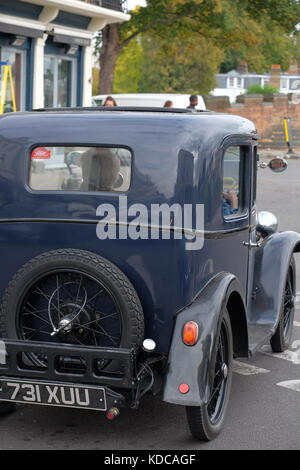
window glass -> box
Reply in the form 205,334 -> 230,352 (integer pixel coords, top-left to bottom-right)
222,146 -> 246,218
228,77 -> 235,88
57,59 -> 72,107
29,146 -> 132,193
44,56 -> 55,108
44,55 -> 76,108
236,77 -> 243,88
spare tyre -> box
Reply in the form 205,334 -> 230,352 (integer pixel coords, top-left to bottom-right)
0,249 -> 144,367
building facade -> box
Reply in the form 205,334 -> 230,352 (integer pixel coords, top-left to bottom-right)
0,0 -> 129,111
214,65 -> 300,103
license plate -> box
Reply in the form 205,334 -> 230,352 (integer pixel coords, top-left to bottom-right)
0,379 -> 107,411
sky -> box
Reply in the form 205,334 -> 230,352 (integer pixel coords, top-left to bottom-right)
127,0 -> 146,11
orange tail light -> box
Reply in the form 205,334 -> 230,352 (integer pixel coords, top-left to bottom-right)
182,321 -> 199,346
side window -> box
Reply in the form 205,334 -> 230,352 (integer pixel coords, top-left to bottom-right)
29,146 -> 132,192
222,146 -> 248,219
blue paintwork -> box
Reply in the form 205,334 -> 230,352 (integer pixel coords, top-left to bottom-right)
0,110 -> 296,357
52,11 -> 91,30
45,36 -> 82,57
0,0 -> 42,20
26,38 -> 34,111
163,273 -> 247,406
76,47 -> 84,106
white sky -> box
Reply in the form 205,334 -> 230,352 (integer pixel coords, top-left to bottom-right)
127,0 -> 146,10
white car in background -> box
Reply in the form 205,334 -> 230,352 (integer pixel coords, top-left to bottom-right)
92,93 -> 206,110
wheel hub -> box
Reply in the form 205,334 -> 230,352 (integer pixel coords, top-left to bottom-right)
57,301 -> 91,336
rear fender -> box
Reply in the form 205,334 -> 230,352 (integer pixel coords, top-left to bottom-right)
162,273 -> 247,407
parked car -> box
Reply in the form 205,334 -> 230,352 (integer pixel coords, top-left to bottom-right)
92,93 -> 206,110
0,107 -> 298,441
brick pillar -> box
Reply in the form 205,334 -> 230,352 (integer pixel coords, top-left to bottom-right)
269,64 -> 281,90
288,61 -> 298,75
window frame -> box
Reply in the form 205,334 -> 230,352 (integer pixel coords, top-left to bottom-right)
26,143 -> 134,195
221,143 -> 251,223
0,46 -> 27,111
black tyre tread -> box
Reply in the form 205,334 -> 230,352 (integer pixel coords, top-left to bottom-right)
186,406 -> 211,441
270,256 -> 295,353
185,309 -> 233,441
0,249 -> 144,348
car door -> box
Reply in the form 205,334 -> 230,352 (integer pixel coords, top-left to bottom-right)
217,139 -> 253,296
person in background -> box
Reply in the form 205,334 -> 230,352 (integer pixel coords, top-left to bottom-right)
187,95 -> 198,110
103,96 -> 117,107
164,100 -> 174,108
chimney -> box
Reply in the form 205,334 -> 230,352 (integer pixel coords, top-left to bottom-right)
288,60 -> 298,75
269,64 -> 281,90
237,61 -> 248,74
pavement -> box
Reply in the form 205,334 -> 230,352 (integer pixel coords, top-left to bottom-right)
259,147 -> 300,160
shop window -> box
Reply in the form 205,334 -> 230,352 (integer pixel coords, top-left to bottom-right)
0,48 -> 25,111
44,55 -> 76,108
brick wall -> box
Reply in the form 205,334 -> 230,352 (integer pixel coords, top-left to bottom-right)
203,94 -> 300,149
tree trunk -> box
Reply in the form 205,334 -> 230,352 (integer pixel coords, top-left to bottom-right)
99,23 -> 123,94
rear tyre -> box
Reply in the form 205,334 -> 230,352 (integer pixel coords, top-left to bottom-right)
186,309 -> 233,441
270,256 -> 295,353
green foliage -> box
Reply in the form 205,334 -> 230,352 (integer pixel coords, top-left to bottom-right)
113,38 -> 144,93
92,67 -> 100,96
220,2 -> 299,74
114,33 -> 223,94
246,84 -> 279,94
96,0 -> 300,93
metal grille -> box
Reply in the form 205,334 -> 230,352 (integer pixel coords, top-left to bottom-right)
79,0 -> 128,12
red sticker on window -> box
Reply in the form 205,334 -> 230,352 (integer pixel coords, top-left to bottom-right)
31,147 -> 51,159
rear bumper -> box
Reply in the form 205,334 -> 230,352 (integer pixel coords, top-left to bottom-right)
0,339 -> 137,390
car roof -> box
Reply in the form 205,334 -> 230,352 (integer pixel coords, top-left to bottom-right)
0,108 -> 258,146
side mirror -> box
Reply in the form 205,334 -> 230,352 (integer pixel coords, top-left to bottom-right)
259,157 -> 287,172
256,211 -> 278,239
268,157 -> 287,173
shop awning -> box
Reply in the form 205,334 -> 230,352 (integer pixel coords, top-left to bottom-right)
0,22 -> 44,38
53,33 -> 91,47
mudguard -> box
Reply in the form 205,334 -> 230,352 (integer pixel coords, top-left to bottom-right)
162,273 -> 247,407
249,230 -> 300,330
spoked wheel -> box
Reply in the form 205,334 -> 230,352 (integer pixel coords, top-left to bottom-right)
0,249 -> 144,371
270,256 -> 295,353
19,271 -> 123,349
186,309 -> 233,441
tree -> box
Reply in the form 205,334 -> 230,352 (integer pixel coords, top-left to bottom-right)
113,37 -> 144,93
96,0 -> 300,93
114,33 -> 223,94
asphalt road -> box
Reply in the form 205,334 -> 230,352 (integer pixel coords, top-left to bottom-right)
0,158 -> 300,450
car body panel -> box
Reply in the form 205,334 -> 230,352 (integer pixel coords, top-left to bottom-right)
0,109 -> 298,369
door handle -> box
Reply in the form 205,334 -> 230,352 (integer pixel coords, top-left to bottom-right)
243,241 -> 261,248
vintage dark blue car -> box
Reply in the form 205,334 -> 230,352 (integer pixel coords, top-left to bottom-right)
0,107 -> 298,441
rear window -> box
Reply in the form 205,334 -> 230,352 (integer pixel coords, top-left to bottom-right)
29,146 -> 132,192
